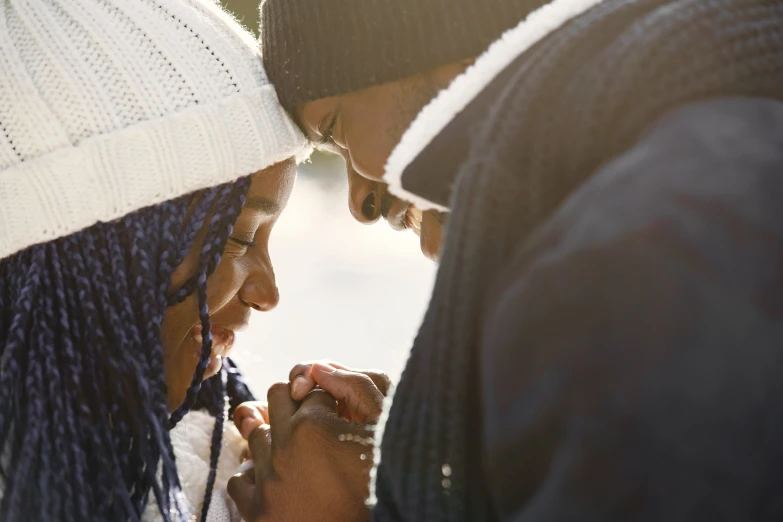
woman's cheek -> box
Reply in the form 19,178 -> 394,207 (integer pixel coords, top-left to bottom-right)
205,257 -> 245,311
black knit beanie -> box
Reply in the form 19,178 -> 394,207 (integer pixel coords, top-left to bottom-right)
260,0 -> 549,110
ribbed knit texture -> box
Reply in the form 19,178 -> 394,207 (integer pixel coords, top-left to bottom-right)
0,0 -> 307,260
260,0 -> 550,111
373,0 -> 783,521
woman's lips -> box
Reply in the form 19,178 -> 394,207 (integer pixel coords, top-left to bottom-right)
190,325 -> 236,378
420,210 -> 444,261
383,199 -> 442,260
384,196 -> 412,232
191,325 -> 236,358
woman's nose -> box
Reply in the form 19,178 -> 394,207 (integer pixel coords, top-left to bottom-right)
346,167 -> 381,224
238,263 -> 279,312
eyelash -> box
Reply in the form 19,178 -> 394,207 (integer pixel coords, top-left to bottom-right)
229,237 -> 256,248
318,112 -> 339,145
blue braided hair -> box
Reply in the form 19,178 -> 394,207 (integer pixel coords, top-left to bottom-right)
0,174 -> 256,521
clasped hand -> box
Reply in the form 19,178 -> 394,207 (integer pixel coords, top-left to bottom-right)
227,362 -> 391,522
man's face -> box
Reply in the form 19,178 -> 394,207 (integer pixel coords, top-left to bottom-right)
295,63 -> 465,261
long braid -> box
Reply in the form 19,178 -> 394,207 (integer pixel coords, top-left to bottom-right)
165,178 -> 252,521
196,366 -> 228,522
99,223 -> 156,510
0,176 -> 254,521
134,205 -> 189,517
167,184 -> 237,308
37,247 -> 71,518
169,177 -> 252,428
47,241 -> 91,520
0,252 -> 38,448
69,232 -> 143,518
65,231 -> 141,518
3,247 -> 48,518
223,358 -> 257,415
58,238 -> 108,519
81,229 -> 147,509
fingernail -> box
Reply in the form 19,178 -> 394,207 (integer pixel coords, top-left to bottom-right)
241,417 -> 263,439
312,363 -> 336,375
291,376 -> 308,398
249,408 -> 265,421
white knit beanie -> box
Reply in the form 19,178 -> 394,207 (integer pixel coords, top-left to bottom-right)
0,0 -> 308,260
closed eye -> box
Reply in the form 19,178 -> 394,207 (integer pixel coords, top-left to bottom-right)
229,237 -> 256,248
318,110 -> 339,146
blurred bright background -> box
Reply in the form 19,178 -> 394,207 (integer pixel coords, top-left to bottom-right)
219,2 -> 437,397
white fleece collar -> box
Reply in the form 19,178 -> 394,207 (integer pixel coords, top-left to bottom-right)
383,0 -> 607,211
142,410 -> 246,522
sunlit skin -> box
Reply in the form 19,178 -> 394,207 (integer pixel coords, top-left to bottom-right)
228,363 -> 390,522
161,160 -> 296,411
295,61 -> 469,262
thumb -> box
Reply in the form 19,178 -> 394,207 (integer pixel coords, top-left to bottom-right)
227,468 -> 262,521
233,402 -> 269,440
311,363 -> 384,423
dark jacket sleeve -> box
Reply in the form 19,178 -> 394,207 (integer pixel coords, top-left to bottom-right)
479,98 -> 783,522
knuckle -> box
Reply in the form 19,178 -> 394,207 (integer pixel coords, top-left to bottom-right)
370,372 -> 392,393
232,403 -> 252,418
292,404 -> 334,436
349,372 -> 373,386
352,374 -> 378,394
247,424 -> 270,447
226,472 -> 252,502
288,362 -> 312,380
291,416 -> 324,442
266,381 -> 289,400
292,414 -> 339,449
226,476 -> 239,498
297,403 -> 330,426
233,401 -> 262,417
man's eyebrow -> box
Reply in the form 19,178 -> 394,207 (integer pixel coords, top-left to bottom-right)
244,197 -> 281,215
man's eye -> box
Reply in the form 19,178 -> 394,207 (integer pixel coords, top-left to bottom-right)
318,111 -> 339,145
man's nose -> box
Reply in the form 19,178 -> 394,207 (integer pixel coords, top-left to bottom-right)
346,166 -> 381,224
239,262 -> 279,312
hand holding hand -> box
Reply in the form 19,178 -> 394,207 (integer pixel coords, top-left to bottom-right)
227,370 -> 387,522
289,361 -> 391,422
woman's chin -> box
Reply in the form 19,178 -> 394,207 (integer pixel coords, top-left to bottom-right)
203,354 -> 223,379
166,355 -> 224,412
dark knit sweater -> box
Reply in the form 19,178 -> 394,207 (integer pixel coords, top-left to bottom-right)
373,0 -> 783,521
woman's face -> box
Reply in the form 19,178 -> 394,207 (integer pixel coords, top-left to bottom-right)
161,160 -> 296,411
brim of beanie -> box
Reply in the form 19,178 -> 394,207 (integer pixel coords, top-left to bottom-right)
0,86 -> 308,260
383,0 -> 606,211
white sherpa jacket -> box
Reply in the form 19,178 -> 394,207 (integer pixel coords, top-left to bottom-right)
143,410 -> 247,522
